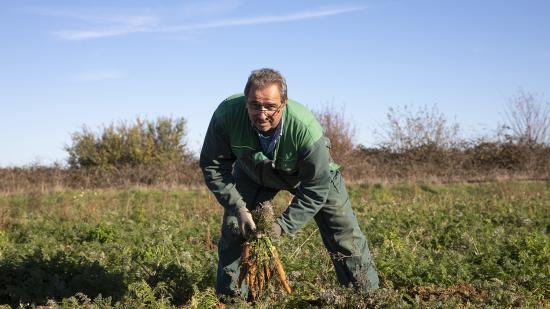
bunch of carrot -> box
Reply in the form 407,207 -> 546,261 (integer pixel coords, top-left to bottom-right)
237,202 -> 291,301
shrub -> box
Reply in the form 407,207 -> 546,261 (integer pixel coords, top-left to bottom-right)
313,103 -> 357,170
65,117 -> 193,170
502,90 -> 550,145
376,104 -> 461,151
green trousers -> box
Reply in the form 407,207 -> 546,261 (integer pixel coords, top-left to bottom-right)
215,169 -> 379,297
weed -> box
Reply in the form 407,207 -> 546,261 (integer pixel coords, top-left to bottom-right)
0,181 -> 548,307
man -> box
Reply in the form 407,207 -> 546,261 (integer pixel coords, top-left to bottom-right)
200,68 -> 379,298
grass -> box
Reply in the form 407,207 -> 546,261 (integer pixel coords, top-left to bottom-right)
0,181 -> 548,308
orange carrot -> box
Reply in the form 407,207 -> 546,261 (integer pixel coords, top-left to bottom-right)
271,247 -> 292,294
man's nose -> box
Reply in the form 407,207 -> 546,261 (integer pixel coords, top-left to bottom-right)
256,110 -> 268,119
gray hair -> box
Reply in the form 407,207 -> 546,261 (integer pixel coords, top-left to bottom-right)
244,68 -> 288,103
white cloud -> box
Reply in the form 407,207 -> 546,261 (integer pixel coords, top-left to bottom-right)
180,0 -> 243,17
54,26 -> 149,40
72,69 -> 126,81
51,6 -> 366,40
31,7 -> 158,40
33,7 -> 159,25
163,6 -> 366,32
52,14 -> 158,40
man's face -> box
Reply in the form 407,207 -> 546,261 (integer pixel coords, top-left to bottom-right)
246,84 -> 286,134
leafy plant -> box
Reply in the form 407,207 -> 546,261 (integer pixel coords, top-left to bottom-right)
0,182 -> 548,307
65,117 -> 192,170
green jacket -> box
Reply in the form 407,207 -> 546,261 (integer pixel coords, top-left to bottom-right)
200,94 -> 338,235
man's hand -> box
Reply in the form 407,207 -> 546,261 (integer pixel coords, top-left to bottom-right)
270,222 -> 283,240
236,207 -> 256,239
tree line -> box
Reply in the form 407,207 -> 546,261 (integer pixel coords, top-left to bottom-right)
1,90 -> 548,192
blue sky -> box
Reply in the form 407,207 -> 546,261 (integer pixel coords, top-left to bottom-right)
1,0 -> 549,166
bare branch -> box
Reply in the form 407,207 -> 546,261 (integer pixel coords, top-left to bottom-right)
503,90 -> 550,145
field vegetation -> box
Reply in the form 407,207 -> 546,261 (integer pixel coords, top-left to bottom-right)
0,90 -> 548,307
0,181 -> 548,307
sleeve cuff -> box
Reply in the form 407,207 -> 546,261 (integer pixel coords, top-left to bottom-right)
276,217 -> 296,237
232,199 -> 247,211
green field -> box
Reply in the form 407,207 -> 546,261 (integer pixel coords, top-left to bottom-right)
1,181 -> 548,308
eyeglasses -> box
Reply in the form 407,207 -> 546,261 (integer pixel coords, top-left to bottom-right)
246,102 -> 285,115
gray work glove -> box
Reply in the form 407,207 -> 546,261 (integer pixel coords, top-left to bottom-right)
270,222 -> 283,240
236,206 -> 256,239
